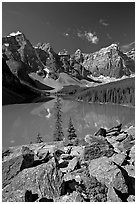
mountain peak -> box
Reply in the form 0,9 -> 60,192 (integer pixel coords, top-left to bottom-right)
7,31 -> 23,37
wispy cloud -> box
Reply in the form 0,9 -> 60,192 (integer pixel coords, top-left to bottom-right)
77,31 -> 99,44
106,33 -> 112,39
120,41 -> 135,52
99,19 -> 109,27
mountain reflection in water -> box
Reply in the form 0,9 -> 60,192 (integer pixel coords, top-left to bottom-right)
2,97 -> 135,148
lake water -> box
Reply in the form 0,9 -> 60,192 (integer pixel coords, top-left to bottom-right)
2,98 -> 135,148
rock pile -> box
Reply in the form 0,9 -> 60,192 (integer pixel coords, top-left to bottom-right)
2,125 -> 135,202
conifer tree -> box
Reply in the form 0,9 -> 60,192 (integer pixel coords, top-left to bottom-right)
53,96 -> 64,141
36,132 -> 43,143
67,117 -> 77,141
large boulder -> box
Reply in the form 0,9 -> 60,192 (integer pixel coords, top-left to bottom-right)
70,146 -> 85,158
107,185 -> 122,202
60,157 -> 80,173
2,158 -> 63,202
88,156 -> 128,193
55,191 -> 84,202
80,169 -> 108,202
84,136 -> 114,161
2,146 -> 34,188
129,145 -> 135,165
110,153 -> 127,166
125,126 -> 135,139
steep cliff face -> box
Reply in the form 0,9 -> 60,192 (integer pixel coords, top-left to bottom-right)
82,44 -> 134,78
2,58 -> 39,105
2,31 -> 135,82
2,31 -> 44,75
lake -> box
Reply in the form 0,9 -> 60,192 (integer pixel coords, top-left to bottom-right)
2,98 -> 135,148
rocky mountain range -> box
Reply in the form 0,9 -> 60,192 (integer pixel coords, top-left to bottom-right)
2,31 -> 135,104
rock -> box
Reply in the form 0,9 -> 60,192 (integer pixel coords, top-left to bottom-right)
112,170 -> 128,193
116,164 -> 135,196
127,195 -> 135,202
118,134 -> 135,152
70,146 -> 84,158
80,169 -> 108,202
60,157 -> 80,173
58,160 -> 69,168
83,44 -> 134,78
110,153 -> 127,166
107,123 -> 122,134
62,168 -> 108,202
94,128 -> 106,137
125,126 -> 135,139
88,156 -> 128,193
106,136 -> 117,144
20,146 -> 34,169
54,149 -> 65,157
25,190 -> 38,202
115,132 -> 128,142
129,145 -> 135,165
107,185 -> 122,202
2,146 -> 34,188
2,149 -> 12,161
67,157 -> 80,172
60,154 -> 74,160
36,149 -> 50,161
2,158 -> 63,202
55,191 -> 84,202
124,165 -> 135,178
39,197 -> 54,202
63,172 -> 82,184
84,137 -> 114,161
111,142 -> 122,153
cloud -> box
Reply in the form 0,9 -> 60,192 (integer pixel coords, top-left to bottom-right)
77,31 -> 99,44
10,140 -> 15,144
120,41 -> 135,52
63,32 -> 70,37
99,19 -> 109,26
106,33 -> 112,39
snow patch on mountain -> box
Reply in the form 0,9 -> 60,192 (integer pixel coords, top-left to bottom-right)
7,31 -> 22,37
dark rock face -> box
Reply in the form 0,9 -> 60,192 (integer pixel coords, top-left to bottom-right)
80,169 -> 108,202
95,128 -> 106,137
2,146 -> 34,188
2,32 -> 44,73
2,159 -> 63,202
2,58 -> 39,105
84,137 -> 114,161
25,190 -> 38,202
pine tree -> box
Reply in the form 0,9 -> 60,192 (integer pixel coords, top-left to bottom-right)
36,132 -> 43,143
53,96 -> 64,141
67,117 -> 77,141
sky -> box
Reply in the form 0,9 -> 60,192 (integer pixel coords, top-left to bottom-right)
2,2 -> 135,54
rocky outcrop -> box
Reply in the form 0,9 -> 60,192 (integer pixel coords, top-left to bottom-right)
2,158 -> 63,202
2,32 -> 44,74
84,135 -> 114,160
2,57 -> 40,105
2,146 -> 34,188
82,44 -> 134,78
2,126 -> 135,201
